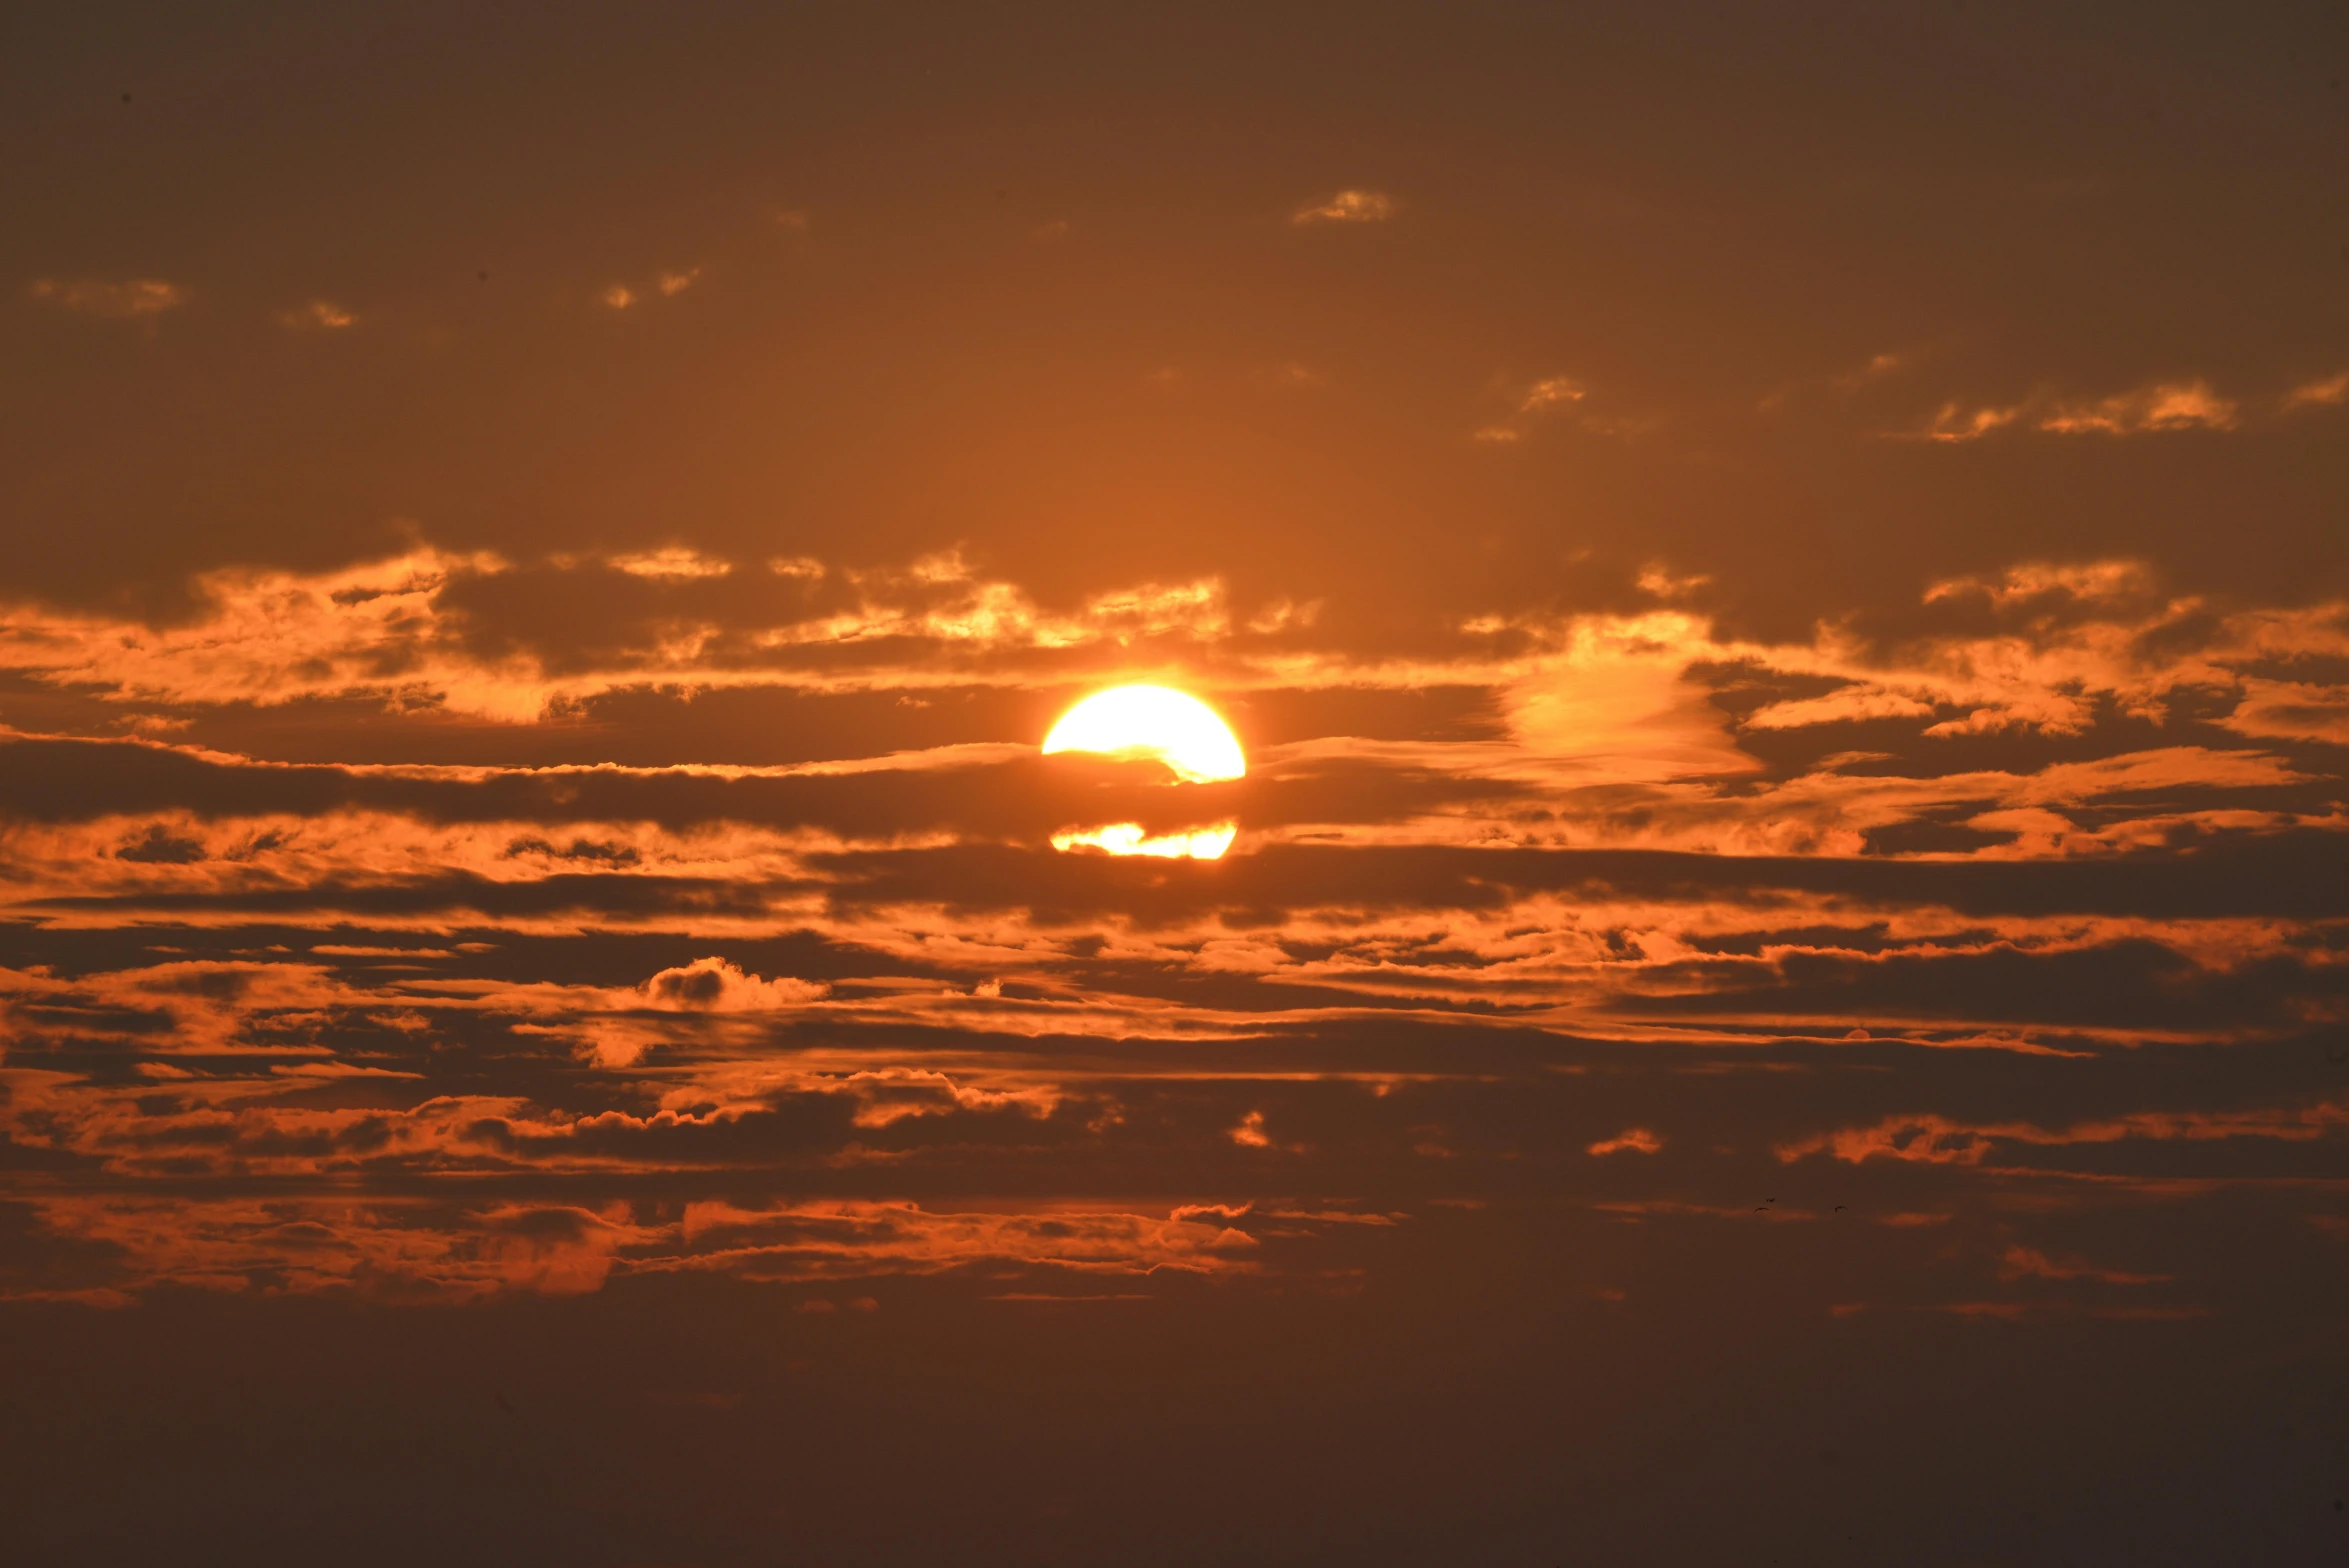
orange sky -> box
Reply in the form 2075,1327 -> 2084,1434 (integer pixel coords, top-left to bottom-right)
4,5 -> 2349,1563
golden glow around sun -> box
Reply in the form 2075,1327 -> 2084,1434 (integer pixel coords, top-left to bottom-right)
1042,685 -> 1242,860
1041,685 -> 1245,783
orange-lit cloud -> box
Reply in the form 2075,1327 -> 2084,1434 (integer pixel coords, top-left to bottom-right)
29,277 -> 187,318
2282,370 -> 2349,410
1778,1100 -> 2349,1168
1292,189 -> 1395,225
610,546 -> 734,580
278,300 -> 356,329
1921,378 -> 2260,441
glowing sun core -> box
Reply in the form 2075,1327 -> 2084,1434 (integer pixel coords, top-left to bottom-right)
1043,685 -> 1242,860
1041,685 -> 1245,783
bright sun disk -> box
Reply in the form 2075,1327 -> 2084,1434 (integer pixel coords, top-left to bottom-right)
1041,685 -> 1245,783
1042,684 -> 1242,860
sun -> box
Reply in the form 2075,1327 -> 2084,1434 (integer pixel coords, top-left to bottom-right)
1042,684 -> 1242,860
1042,685 -> 1245,783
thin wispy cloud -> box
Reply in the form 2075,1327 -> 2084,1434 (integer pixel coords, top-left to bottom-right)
278,300 -> 355,330
610,547 -> 734,580
1919,377 -> 2264,441
2282,370 -> 2349,410
1476,373 -> 1649,443
29,277 -> 187,318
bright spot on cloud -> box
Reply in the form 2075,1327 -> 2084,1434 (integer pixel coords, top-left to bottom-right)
1043,685 -> 1245,783
1050,822 -> 1238,859
609,547 -> 732,580
603,284 -> 636,310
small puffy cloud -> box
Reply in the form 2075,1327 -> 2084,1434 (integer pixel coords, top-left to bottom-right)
279,300 -> 355,330
30,277 -> 186,319
2283,371 -> 2349,411
1587,1127 -> 1663,1156
606,270 -> 699,310
1230,1110 -> 1273,1147
639,957 -> 828,1012
1292,188 -> 1396,225
1472,425 -> 1522,445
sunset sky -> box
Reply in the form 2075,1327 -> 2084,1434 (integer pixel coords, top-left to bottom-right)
6,4 -> 2349,1563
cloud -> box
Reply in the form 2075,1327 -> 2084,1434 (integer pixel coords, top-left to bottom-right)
656,1199 -> 1263,1284
638,957 -> 828,1012
29,277 -> 187,318
1477,374 -> 1650,444
1921,379 -> 2243,441
1520,377 -> 1586,413
1777,1100 -> 2349,1167
2037,380 -> 2237,435
610,547 -> 733,580
1587,1127 -> 1663,1156
1836,351 -> 1906,388
21,1191 -> 664,1300
279,300 -> 355,330
2217,679 -> 2349,746
1921,401 -> 2026,441
606,269 -> 701,310
2283,371 -> 2349,411
1634,566 -> 1710,601
1998,1246 -> 2171,1287
1292,189 -> 1396,225
0,545 -> 1251,720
